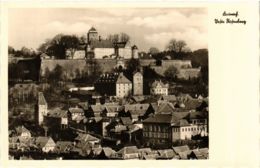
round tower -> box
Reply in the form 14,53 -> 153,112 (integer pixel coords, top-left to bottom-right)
131,45 -> 138,59
87,27 -> 98,42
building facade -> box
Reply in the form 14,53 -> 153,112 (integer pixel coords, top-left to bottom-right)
150,80 -> 169,96
133,72 -> 143,96
37,92 -> 48,125
116,73 -> 132,98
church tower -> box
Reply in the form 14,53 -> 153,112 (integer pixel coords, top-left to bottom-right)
133,71 -> 143,96
87,27 -> 98,42
36,92 -> 48,125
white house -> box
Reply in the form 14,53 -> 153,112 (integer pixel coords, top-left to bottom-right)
116,73 -> 132,98
150,80 -> 169,96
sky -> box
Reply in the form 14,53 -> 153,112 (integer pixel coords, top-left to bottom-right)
8,8 -> 208,52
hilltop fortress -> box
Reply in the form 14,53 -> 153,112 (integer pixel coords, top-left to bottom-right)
39,27 -> 201,81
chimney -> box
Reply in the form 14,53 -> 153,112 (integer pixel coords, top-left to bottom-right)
99,36 -> 101,41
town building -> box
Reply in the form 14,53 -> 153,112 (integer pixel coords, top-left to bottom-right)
142,112 -> 208,145
95,72 -> 132,98
35,136 -> 56,153
36,92 -> 48,125
116,73 -> 132,98
44,108 -> 68,130
15,125 -> 31,139
133,71 -> 143,96
150,80 -> 169,96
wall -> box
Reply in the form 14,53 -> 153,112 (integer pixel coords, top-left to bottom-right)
94,48 -> 115,59
118,48 -> 132,59
177,68 -> 201,80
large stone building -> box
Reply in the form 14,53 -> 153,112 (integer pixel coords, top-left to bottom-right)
66,27 -> 139,60
94,72 -> 133,98
133,71 -> 143,96
116,73 -> 132,98
142,112 -> 208,145
36,92 -> 48,125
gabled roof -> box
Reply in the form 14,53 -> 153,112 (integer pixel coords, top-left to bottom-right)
90,104 -> 105,113
172,145 -> 190,154
75,133 -> 100,142
143,112 -> 190,124
156,102 -> 175,114
35,136 -> 55,148
101,147 -> 116,157
117,146 -> 139,155
157,149 -> 175,159
116,73 -> 131,84
15,125 -> 30,135
160,95 -> 177,102
54,141 -> 73,153
78,102 -> 89,111
38,92 -> 47,105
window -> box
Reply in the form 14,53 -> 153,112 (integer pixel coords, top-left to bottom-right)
185,128 -> 187,132
188,128 -> 190,131
191,128 -> 193,131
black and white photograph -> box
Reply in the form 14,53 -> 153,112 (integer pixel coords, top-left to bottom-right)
8,8 -> 209,160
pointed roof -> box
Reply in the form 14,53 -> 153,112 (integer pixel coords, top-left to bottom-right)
116,73 -> 131,84
88,27 -> 97,32
132,45 -> 138,49
38,92 -> 47,105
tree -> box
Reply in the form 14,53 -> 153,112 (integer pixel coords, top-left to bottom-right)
164,65 -> 179,81
8,46 -> 15,54
149,47 -> 160,55
166,39 -> 189,53
108,34 -> 119,43
124,58 -> 141,80
49,64 -> 63,83
108,33 -> 130,43
38,34 -> 80,59
119,32 -> 130,43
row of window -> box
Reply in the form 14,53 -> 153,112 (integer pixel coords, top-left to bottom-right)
172,127 -> 205,132
143,132 -> 169,139
143,125 -> 168,132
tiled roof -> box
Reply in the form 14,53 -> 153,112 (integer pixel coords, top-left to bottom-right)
116,73 -> 131,84
47,108 -> 67,118
38,92 -> 47,105
117,146 -> 139,155
173,119 -> 190,127
143,112 -> 189,124
35,136 -> 54,148
90,40 -> 114,48
68,107 -> 84,114
160,95 -> 177,102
